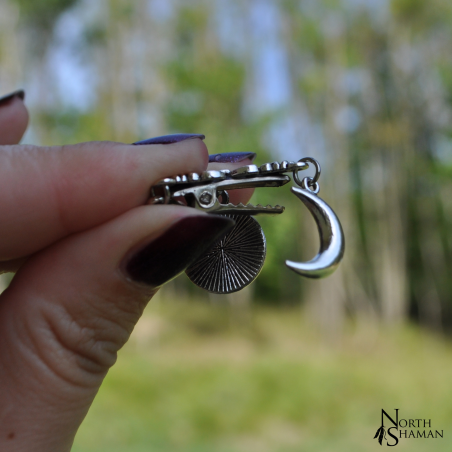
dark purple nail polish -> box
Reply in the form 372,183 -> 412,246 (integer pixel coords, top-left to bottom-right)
133,133 -> 205,145
123,215 -> 235,288
208,152 -> 256,163
0,89 -> 25,106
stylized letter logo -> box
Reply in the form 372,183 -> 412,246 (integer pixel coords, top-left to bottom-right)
387,427 -> 399,446
374,409 -> 399,446
374,426 -> 387,445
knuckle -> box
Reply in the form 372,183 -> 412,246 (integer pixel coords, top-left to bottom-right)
19,290 -> 150,389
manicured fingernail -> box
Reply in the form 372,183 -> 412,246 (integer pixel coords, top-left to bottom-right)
0,89 -> 25,106
123,215 -> 235,288
133,133 -> 205,145
208,152 -> 256,163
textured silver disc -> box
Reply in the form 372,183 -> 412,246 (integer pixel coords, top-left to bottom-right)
186,215 -> 266,294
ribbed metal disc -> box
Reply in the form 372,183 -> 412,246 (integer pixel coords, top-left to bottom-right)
186,215 -> 266,294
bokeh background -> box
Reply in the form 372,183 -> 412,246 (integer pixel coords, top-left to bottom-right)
1,0 -> 452,450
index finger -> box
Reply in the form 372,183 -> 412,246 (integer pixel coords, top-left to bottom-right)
0,91 -> 29,145
0,136 -> 208,260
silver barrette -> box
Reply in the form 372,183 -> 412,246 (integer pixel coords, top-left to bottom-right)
149,157 -> 344,294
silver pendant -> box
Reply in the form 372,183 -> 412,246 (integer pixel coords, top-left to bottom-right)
149,157 -> 345,294
186,215 -> 266,294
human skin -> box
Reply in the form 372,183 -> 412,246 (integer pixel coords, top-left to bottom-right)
0,93 -> 254,451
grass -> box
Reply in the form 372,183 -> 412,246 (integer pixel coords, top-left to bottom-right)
72,296 -> 452,451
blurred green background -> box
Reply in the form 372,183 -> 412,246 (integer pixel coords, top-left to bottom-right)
1,0 -> 452,450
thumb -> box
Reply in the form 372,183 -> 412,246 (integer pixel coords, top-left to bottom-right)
0,205 -> 234,451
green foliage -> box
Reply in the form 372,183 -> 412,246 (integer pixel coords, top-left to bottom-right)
390,0 -> 452,30
34,109 -> 111,144
163,6 -> 256,151
72,302 -> 452,451
13,0 -> 78,28
165,57 -> 245,131
285,13 -> 326,62
7,0 -> 452,317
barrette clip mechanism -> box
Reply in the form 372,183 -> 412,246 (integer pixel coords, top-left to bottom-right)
172,171 -> 290,215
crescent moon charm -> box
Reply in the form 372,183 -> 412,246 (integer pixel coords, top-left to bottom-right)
285,186 -> 345,279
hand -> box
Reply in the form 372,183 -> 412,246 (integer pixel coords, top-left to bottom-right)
0,91 -> 255,451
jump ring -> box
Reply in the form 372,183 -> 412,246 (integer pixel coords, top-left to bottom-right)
293,169 -> 305,187
298,157 -> 321,184
301,177 -> 320,194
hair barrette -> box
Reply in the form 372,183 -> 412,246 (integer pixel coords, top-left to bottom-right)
149,157 -> 344,294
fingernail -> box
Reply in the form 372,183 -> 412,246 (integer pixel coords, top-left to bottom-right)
123,215 -> 235,288
0,89 -> 25,106
208,152 -> 256,163
133,133 -> 205,145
